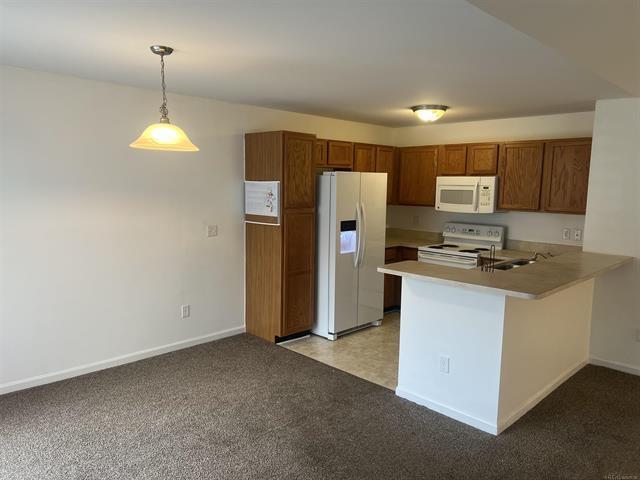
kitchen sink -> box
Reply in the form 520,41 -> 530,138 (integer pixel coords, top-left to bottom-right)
492,258 -> 536,270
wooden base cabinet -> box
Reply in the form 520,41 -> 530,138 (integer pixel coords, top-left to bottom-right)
383,247 -> 417,310
245,131 -> 316,342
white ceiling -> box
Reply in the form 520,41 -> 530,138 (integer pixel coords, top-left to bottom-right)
0,0 -> 631,126
469,0 -> 640,96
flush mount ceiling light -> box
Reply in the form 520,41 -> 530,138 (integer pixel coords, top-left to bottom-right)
130,45 -> 199,152
410,104 -> 449,123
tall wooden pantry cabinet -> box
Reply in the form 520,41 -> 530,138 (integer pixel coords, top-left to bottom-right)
245,131 -> 316,342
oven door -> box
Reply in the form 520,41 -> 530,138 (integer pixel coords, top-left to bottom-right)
418,251 -> 479,269
435,177 -> 479,213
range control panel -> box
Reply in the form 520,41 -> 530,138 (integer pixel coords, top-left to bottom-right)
443,223 -> 505,248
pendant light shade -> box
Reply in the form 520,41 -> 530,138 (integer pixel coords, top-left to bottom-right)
130,121 -> 199,151
130,45 -> 199,152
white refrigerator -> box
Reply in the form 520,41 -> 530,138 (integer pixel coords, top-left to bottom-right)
314,171 -> 387,340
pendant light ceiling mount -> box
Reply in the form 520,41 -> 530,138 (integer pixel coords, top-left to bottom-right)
129,45 -> 199,152
410,104 -> 449,123
150,45 -> 173,56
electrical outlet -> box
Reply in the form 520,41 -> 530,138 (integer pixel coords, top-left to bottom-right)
573,229 -> 583,242
181,304 -> 190,319
206,225 -> 218,237
439,355 -> 450,374
412,215 -> 420,226
562,228 -> 571,241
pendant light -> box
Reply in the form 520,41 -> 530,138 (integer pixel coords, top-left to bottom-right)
130,46 -> 199,152
410,104 -> 449,122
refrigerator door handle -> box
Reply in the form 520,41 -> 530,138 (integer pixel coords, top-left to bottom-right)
353,202 -> 361,268
358,202 -> 366,267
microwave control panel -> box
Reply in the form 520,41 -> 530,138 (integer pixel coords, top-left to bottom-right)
479,186 -> 493,207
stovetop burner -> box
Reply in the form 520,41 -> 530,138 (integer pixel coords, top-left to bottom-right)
459,249 -> 480,253
430,244 -> 458,249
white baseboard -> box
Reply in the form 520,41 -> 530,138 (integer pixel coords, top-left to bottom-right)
395,386 -> 498,435
497,359 -> 587,434
589,356 -> 640,376
0,325 -> 245,396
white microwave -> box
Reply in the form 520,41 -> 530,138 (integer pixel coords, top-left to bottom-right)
435,176 -> 498,214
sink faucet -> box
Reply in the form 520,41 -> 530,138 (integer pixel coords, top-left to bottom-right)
530,251 -> 553,261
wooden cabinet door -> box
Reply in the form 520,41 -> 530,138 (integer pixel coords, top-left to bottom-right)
384,275 -> 402,310
353,143 -> 376,172
541,139 -> 591,214
498,141 -> 545,211
383,247 -> 399,310
397,146 -> 438,206
467,143 -> 499,175
281,211 -> 315,336
400,247 -> 418,261
315,139 -> 328,166
375,145 -> 397,204
437,145 -> 467,176
327,140 -> 354,168
283,132 -> 315,209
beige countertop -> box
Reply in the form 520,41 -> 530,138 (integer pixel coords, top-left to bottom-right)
378,251 -> 633,300
385,229 -> 441,249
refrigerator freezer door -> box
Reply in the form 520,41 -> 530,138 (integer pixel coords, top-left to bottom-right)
331,172 -> 362,334
357,173 -> 387,326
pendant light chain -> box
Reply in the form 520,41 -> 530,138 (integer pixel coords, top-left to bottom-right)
159,53 -> 169,121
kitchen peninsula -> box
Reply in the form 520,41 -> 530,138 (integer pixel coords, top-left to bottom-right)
378,252 -> 632,434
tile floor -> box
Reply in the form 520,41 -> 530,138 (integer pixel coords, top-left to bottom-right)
282,311 -> 400,389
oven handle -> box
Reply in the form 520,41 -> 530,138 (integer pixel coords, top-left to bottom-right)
418,252 -> 479,265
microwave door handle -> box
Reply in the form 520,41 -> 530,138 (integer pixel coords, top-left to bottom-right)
473,180 -> 480,211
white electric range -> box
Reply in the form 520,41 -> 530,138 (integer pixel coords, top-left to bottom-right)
418,222 -> 505,269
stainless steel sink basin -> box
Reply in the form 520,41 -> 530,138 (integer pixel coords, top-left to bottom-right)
492,258 -> 536,270
511,259 -> 536,266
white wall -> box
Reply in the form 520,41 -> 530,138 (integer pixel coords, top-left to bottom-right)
388,112 -> 594,244
0,65 -> 392,392
584,98 -> 640,375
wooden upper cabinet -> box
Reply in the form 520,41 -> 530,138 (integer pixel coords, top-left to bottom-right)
467,143 -> 499,175
498,141 -> 545,211
397,146 -> 438,206
327,140 -> 354,168
375,145 -> 397,204
353,143 -> 376,172
315,139 -> 328,166
283,132 -> 315,209
541,139 -> 591,214
437,145 -> 467,176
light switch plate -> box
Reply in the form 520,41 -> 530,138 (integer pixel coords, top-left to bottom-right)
206,225 -> 218,237
562,228 -> 571,241
181,305 -> 190,318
